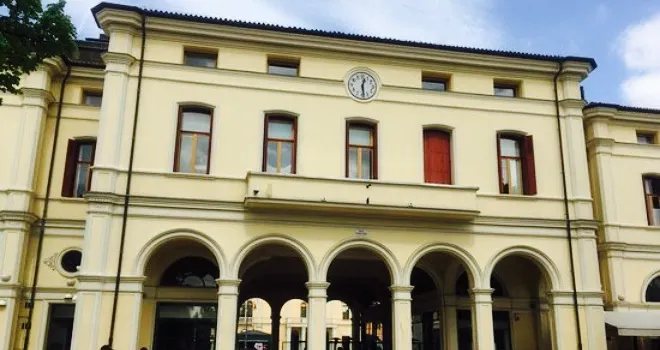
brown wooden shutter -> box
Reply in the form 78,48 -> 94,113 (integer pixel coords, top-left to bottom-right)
424,130 -> 451,184
522,135 -> 537,195
496,133 -> 504,193
61,139 -> 78,197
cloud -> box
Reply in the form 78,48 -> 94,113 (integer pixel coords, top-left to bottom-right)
59,0 -> 502,49
618,12 -> 660,108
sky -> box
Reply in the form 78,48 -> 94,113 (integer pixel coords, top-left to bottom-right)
54,0 -> 660,108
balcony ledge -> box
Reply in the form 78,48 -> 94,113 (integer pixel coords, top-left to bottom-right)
244,172 -> 479,220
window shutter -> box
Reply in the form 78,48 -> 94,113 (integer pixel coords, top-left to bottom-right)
424,130 -> 451,184
522,135 -> 537,195
496,133 -> 503,193
61,140 -> 78,197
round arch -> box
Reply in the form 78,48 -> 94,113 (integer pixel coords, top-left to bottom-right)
318,238 -> 401,284
642,270 -> 660,303
482,246 -> 562,291
134,228 -> 227,278
403,243 -> 482,289
230,234 -> 317,281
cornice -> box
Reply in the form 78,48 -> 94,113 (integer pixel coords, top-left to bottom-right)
101,52 -> 136,66
84,191 -> 125,205
584,106 -> 660,126
139,15 -> 589,77
95,7 -> 142,34
20,88 -> 55,106
0,210 -> 39,224
40,57 -> 67,76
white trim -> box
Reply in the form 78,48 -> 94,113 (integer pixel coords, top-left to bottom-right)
318,237 -> 401,283
230,235 -> 317,280
403,243 -> 482,288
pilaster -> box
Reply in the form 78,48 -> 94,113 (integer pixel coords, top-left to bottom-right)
216,279 -> 240,350
306,282 -> 329,350
470,288 -> 494,350
390,285 -> 413,350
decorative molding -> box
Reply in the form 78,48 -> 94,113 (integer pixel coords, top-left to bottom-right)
43,253 -> 58,271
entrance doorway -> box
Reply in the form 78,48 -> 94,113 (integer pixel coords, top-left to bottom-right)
153,303 -> 218,350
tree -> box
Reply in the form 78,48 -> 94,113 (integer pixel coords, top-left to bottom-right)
0,0 -> 77,104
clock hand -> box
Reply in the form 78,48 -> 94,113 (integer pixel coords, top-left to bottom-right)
361,78 -> 366,97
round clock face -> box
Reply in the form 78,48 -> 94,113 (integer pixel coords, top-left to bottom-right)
347,71 -> 378,100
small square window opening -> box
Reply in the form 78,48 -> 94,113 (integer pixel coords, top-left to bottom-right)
268,58 -> 299,77
637,132 -> 655,144
184,51 -> 217,68
83,91 -> 102,107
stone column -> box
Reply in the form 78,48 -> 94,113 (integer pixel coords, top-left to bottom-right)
391,285 -> 413,350
443,295 -> 458,350
272,301 -> 283,350
306,282 -> 329,350
217,279 -> 241,350
471,289 -> 494,350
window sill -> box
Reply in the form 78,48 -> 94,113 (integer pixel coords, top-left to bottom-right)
165,171 -> 218,180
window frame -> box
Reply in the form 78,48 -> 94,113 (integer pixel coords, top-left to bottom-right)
82,90 -> 103,107
645,275 -> 660,303
62,138 -> 96,198
183,49 -> 218,68
262,114 -> 298,174
421,74 -> 449,92
300,302 -> 307,318
267,57 -> 300,77
173,106 -> 214,175
496,132 -> 536,195
346,122 -> 378,180
643,175 -> 660,226
637,131 -> 656,144
493,82 -> 519,97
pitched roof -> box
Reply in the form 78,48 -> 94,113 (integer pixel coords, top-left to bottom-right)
584,102 -> 660,115
90,2 -> 597,70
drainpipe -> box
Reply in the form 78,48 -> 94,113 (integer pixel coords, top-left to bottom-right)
553,60 -> 584,350
22,61 -> 71,350
106,11 -> 146,348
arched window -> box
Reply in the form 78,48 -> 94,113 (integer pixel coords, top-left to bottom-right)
239,300 -> 255,317
300,302 -> 307,318
263,114 -> 297,174
497,132 -> 536,195
646,276 -> 660,302
174,106 -> 213,174
160,257 -> 218,288
346,121 -> 377,179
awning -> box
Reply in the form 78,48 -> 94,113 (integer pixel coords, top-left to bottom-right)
605,311 -> 660,337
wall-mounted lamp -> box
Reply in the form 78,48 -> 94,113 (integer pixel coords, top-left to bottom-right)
64,294 -> 74,301
0,275 -> 10,282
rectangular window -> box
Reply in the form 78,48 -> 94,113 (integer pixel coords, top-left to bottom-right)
637,131 -> 655,144
184,50 -> 217,68
83,90 -> 102,107
497,134 -> 536,195
300,302 -> 307,318
424,129 -> 452,184
175,106 -> 213,174
263,115 -> 296,174
644,176 -> 660,226
62,139 -> 96,198
347,123 -> 377,179
422,75 -> 448,91
44,304 -> 75,350
342,304 -> 350,320
494,82 -> 518,97
268,57 -> 299,76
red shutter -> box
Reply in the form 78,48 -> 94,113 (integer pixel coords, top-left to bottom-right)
424,130 -> 451,184
522,135 -> 537,195
61,139 -> 78,197
496,133 -> 503,193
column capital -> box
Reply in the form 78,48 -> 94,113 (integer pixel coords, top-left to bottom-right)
470,288 -> 494,303
306,282 -> 329,298
216,278 -> 241,296
390,285 -> 414,301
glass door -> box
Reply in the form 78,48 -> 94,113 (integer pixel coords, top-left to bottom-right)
153,303 -> 218,350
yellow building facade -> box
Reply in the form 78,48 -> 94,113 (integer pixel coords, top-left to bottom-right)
5,2 -> 656,350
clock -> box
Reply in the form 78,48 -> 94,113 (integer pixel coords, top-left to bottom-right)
346,70 -> 379,101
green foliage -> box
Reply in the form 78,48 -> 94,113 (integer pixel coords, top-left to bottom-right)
0,0 -> 77,102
